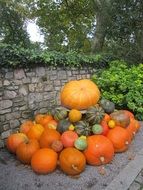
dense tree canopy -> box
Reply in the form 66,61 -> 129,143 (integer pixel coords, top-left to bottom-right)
0,0 -> 143,62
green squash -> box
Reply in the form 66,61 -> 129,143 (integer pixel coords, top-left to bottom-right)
100,99 -> 115,114
57,119 -> 71,133
75,121 -> 91,136
85,105 -> 105,125
92,124 -> 103,135
54,107 -> 68,121
74,137 -> 87,151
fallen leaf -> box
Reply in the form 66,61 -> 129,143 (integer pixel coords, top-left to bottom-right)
69,175 -> 80,179
127,152 -> 135,160
98,166 -> 106,175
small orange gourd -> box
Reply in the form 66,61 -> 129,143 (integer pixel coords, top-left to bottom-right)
69,109 -> 82,122
19,120 -> 34,134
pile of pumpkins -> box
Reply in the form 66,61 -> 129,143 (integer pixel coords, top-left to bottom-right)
6,79 -> 141,176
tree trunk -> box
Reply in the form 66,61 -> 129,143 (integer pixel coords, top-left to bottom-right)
135,29 -> 143,61
91,13 -> 106,53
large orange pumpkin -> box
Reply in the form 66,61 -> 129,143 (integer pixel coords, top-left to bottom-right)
31,148 -> 58,174
84,135 -> 114,166
19,120 -> 34,134
16,139 -> 40,164
39,128 -> 61,148
107,126 -> 131,153
60,79 -> 100,110
6,133 -> 28,154
59,147 -> 86,175
27,124 -> 44,140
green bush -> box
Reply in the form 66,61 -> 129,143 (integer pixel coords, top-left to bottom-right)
0,43 -> 116,68
92,60 -> 143,120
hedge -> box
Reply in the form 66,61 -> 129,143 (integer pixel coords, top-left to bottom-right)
0,43 -> 117,69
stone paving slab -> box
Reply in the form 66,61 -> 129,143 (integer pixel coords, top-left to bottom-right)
128,169 -> 143,190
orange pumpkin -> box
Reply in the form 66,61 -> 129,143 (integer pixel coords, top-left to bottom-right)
35,114 -> 44,124
59,147 -> 86,175
102,113 -> 111,122
69,109 -> 82,122
6,133 -> 28,154
107,126 -> 131,152
61,131 -> 78,148
27,124 -> 44,140
31,148 -> 58,174
110,110 -> 130,128
16,139 -> 40,164
100,120 -> 109,136
51,140 -> 64,153
60,79 -> 100,110
122,110 -> 134,119
35,114 -> 53,127
39,128 -> 61,148
84,135 -> 114,166
134,120 -> 140,132
44,120 -> 58,130
19,120 -> 34,134
126,118 -> 137,139
41,115 -> 53,127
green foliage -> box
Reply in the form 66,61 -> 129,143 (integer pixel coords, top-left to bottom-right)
0,43 -> 116,68
92,60 -> 143,120
0,1 -> 30,47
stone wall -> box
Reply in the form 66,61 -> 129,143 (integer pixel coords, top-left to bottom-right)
0,66 -> 94,148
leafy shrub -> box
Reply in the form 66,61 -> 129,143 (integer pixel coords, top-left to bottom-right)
92,60 -> 143,120
0,43 -> 116,68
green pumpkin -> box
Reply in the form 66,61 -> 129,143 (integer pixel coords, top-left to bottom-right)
92,124 -> 103,135
57,119 -> 71,133
75,121 -> 91,136
85,105 -> 105,125
74,137 -> 87,151
46,109 -> 55,116
54,107 -> 68,121
100,99 -> 115,114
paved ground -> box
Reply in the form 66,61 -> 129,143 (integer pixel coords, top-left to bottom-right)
129,169 -> 143,190
0,122 -> 143,190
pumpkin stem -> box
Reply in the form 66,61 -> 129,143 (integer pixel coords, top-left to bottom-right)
125,141 -> 129,145
100,156 -> 105,163
71,164 -> 80,172
133,132 -> 136,136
